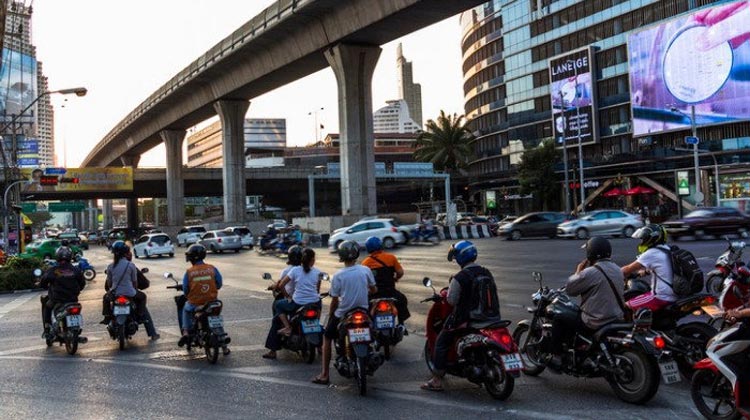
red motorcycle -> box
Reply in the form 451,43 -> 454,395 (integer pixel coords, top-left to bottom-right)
421,277 -> 522,400
706,238 -> 746,296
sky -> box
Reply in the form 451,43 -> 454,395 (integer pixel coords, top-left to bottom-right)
30,0 -> 468,167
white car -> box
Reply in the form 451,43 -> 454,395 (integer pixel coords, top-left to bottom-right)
176,226 -> 207,247
226,226 -> 254,249
327,218 -> 407,251
133,233 -> 175,258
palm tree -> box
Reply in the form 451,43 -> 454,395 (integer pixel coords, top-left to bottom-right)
413,110 -> 474,172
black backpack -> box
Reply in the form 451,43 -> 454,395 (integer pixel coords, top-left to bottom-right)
468,269 -> 501,322
656,245 -> 704,297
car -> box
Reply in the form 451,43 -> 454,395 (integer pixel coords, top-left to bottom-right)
663,207 -> 750,239
557,210 -> 644,239
58,232 -> 88,250
176,225 -> 207,247
132,233 -> 175,258
327,218 -> 407,251
22,239 -> 82,260
87,231 -> 99,243
199,230 -> 243,253
106,227 -> 140,248
496,216 -> 518,229
267,220 -> 288,230
497,212 -> 567,240
226,226 -> 254,249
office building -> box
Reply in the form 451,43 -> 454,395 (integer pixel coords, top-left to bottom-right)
396,43 -> 423,128
373,99 -> 421,134
187,118 -> 287,168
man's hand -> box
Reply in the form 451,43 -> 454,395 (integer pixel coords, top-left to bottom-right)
575,259 -> 589,274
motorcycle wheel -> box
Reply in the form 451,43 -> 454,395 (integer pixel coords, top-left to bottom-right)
706,273 -> 727,296
512,324 -> 546,376
45,335 -> 54,347
65,331 -> 79,355
356,356 -> 367,396
83,269 -> 96,281
606,349 -> 660,405
485,361 -> 514,400
205,340 -> 220,364
118,326 -> 126,350
675,322 -> 718,379
691,369 -> 740,420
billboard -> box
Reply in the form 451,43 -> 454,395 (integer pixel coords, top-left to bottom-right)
549,47 -> 597,146
20,167 -> 133,193
629,0 -> 750,137
0,48 -> 38,125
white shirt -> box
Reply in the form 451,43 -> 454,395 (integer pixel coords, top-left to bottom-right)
288,266 -> 321,305
637,245 -> 677,302
330,265 -> 376,318
280,265 -> 295,296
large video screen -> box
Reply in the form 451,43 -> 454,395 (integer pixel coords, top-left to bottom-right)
629,0 -> 750,137
0,48 -> 38,126
549,47 -> 597,145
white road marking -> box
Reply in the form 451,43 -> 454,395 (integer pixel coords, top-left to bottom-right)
0,292 -> 40,320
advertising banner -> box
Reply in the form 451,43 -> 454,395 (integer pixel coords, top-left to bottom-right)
629,0 -> 750,136
677,170 -> 690,196
0,48 -> 38,125
20,167 -> 133,193
549,47 -> 597,146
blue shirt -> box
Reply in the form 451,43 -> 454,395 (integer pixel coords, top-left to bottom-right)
182,260 -> 223,294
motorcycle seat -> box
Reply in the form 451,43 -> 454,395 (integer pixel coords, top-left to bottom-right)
593,322 -> 634,341
473,319 -> 511,329
196,300 -> 222,313
666,294 -> 713,310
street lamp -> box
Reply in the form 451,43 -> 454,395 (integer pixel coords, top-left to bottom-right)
670,105 -> 701,205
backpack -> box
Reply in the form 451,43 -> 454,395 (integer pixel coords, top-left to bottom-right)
656,245 -> 704,297
467,269 -> 501,322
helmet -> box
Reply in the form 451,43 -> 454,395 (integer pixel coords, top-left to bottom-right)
185,243 -> 207,263
736,266 -> 750,285
287,245 -> 303,265
582,237 -> 612,262
55,246 -> 73,262
111,240 -> 130,258
337,240 -> 360,262
632,224 -> 667,254
365,236 -> 382,253
447,240 -> 477,267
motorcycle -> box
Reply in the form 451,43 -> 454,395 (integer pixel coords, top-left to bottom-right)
263,272 -> 324,363
691,321 -> 750,420
706,238 -> 746,296
165,272 -> 231,364
106,267 -> 150,350
624,275 -> 720,377
44,255 -> 96,281
408,225 -> 440,244
422,277 -> 521,400
331,307 -> 385,396
513,272 -> 675,405
34,268 -> 88,355
369,296 -> 404,360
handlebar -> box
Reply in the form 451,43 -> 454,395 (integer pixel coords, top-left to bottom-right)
166,285 -> 183,291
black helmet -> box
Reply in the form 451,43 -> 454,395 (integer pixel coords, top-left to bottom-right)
287,245 -> 303,265
337,240 -> 360,262
185,244 -> 207,264
582,237 -> 612,262
55,246 -> 73,262
111,240 -> 130,258
632,224 -> 667,253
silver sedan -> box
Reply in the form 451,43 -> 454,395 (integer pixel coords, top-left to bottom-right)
198,230 -> 243,253
557,210 -> 644,239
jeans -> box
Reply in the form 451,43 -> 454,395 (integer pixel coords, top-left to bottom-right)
265,314 -> 284,351
182,302 -> 197,333
550,314 -> 590,355
432,328 -> 458,375
141,307 -> 158,337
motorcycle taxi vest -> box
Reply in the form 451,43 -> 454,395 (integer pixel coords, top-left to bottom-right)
186,264 -> 218,306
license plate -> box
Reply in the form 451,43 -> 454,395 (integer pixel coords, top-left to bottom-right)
375,315 -> 394,329
659,360 -> 681,384
113,305 -> 130,315
347,327 -> 371,343
702,305 -> 723,317
66,315 -> 82,328
301,319 -> 321,334
501,353 -> 524,372
208,315 -> 224,329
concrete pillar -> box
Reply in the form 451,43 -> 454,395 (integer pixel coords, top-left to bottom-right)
120,154 -> 140,169
103,200 -> 114,230
160,129 -> 186,227
324,44 -> 381,216
154,198 -> 160,228
127,197 -> 138,231
88,200 -> 97,231
213,100 -> 250,223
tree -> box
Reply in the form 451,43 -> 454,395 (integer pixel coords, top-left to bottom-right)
517,139 -> 561,211
413,110 -> 474,172
26,211 -> 54,231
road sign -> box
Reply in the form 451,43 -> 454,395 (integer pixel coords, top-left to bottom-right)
20,203 -> 36,213
485,191 -> 497,209
45,167 -> 67,175
685,136 -> 700,145
48,202 -> 85,212
677,171 -> 690,196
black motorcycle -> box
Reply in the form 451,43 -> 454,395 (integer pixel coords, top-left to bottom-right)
106,267 -> 150,350
166,272 -> 231,364
332,308 -> 386,396
513,272 -> 676,405
35,268 -> 88,355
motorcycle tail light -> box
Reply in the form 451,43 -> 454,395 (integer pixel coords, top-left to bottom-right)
68,306 -> 81,315
653,336 -> 665,350
304,309 -> 318,318
351,312 -> 367,325
499,333 -> 512,346
115,296 -> 128,305
376,301 -> 391,312
700,296 -> 717,306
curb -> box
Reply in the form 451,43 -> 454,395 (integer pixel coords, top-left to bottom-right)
0,287 -> 44,296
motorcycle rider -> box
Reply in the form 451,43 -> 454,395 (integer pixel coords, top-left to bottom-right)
263,248 -> 322,359
262,245 -> 303,359
621,224 -> 677,312
362,236 -> 410,326
100,241 -> 149,327
720,267 -> 750,416
421,240 -> 502,392
124,247 -> 160,340
38,246 -> 85,338
312,240 -> 376,385
178,244 -> 228,354
547,237 -> 625,369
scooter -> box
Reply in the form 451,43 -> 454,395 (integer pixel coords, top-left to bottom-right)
106,267 -> 150,350
44,256 -> 96,281
409,225 -> 440,244
368,297 -> 404,360
705,237 -> 746,296
34,268 -> 88,355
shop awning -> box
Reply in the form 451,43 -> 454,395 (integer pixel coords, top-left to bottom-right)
624,186 -> 657,195
602,188 -> 624,197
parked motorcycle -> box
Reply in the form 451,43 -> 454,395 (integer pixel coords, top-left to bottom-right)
624,276 -> 720,377
45,255 -> 96,281
691,321 -> 750,420
369,297 -> 404,360
422,277 -> 520,400
706,238 -> 746,296
513,272 -> 675,404
331,308 -> 385,396
165,272 -> 231,364
34,268 -> 88,355
106,267 -> 150,350
263,272 -> 323,363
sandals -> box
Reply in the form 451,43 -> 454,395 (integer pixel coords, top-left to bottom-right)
420,381 -> 444,392
261,352 -> 277,360
311,376 -> 330,385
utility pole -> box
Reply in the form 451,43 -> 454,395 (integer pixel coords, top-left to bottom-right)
558,91 -> 570,215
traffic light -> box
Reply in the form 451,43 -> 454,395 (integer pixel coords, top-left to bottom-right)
59,177 -> 80,184
40,175 -> 58,186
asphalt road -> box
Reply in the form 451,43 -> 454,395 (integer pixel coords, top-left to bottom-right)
0,236 -> 730,419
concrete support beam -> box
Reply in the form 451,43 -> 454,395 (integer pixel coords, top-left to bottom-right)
127,197 -> 138,231
120,154 -> 140,168
160,129 -> 186,227
325,44 -> 381,216
214,99 -> 250,223
103,200 -> 113,230
88,200 -> 97,231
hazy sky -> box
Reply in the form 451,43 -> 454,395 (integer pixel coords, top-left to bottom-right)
30,0 -> 467,167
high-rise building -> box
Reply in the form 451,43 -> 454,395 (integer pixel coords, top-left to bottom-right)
461,0 -> 750,215
36,61 -> 54,166
396,43 -> 423,128
373,99 -> 421,134
187,118 -> 287,168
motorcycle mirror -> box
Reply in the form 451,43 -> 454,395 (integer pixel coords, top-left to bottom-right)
532,271 -> 543,284
33,268 -> 42,277
422,277 -> 432,288
163,272 -> 173,279
263,272 -> 272,280
141,267 -> 149,274
320,273 -> 330,282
